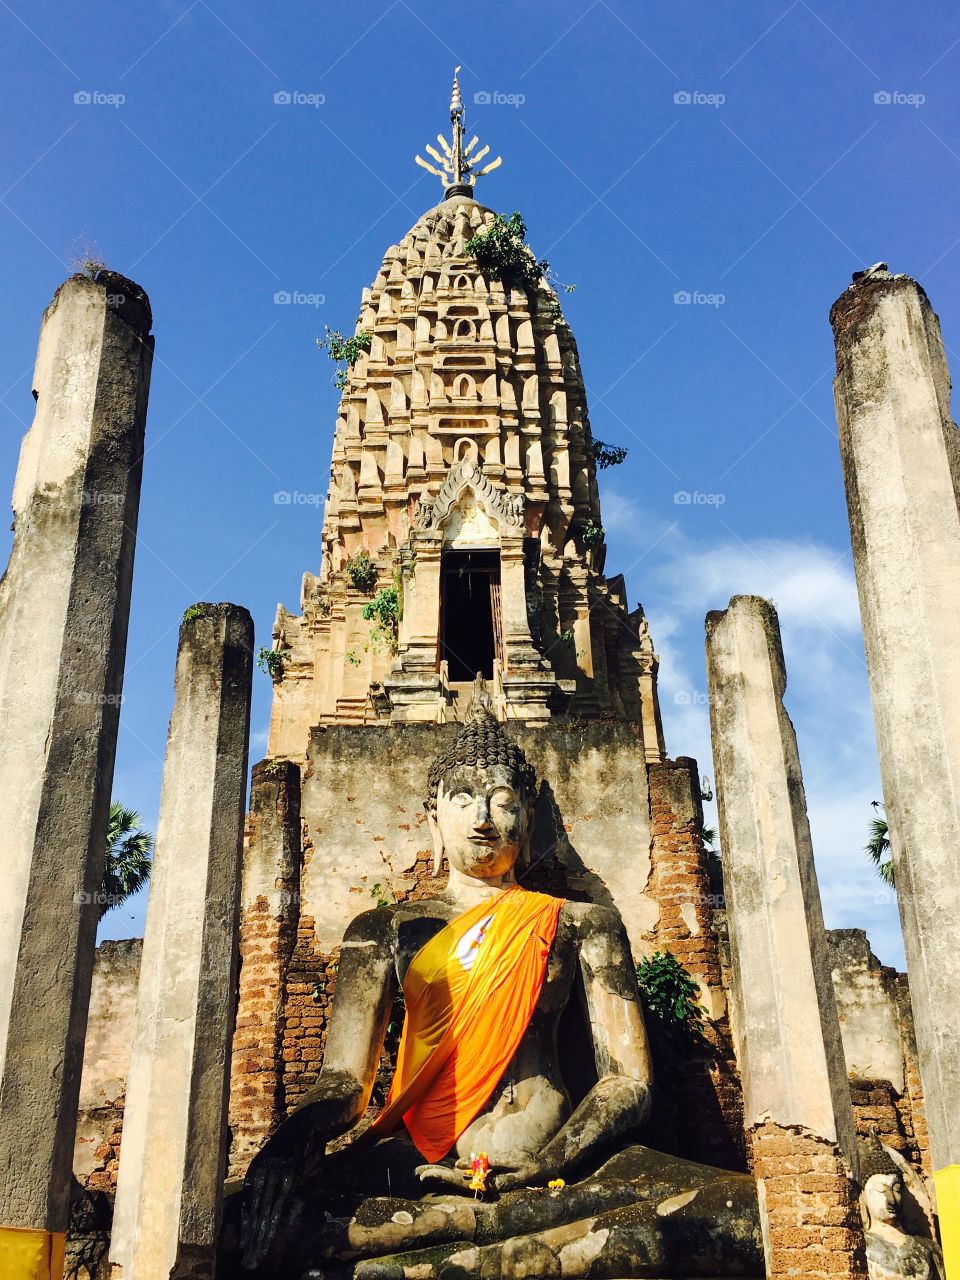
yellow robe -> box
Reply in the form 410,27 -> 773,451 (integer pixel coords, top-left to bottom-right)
370,886 -> 564,1162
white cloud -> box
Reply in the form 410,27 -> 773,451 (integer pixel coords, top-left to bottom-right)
601,489 -> 905,968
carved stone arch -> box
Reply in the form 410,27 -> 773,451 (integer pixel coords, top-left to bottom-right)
452,373 -> 477,401
453,317 -> 474,340
454,273 -> 471,290
421,459 -> 525,537
454,438 -> 479,463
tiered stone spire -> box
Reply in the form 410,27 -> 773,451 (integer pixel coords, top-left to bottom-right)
267,77 -> 665,757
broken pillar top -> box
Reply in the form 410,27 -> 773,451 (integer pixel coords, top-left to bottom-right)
47,270 -> 152,336
828,261 -> 933,344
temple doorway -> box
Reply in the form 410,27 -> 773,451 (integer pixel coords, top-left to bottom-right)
440,549 -> 502,682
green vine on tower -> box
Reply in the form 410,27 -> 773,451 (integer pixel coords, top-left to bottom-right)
362,586 -> 401,654
465,211 -> 575,303
317,326 -> 373,392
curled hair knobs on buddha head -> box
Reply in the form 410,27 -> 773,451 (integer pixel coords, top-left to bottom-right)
424,676 -> 538,816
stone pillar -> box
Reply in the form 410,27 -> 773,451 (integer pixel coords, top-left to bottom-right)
706,596 -> 866,1279
228,759 -> 302,1179
830,269 -> 960,1270
109,604 -> 253,1280
0,273 -> 152,1278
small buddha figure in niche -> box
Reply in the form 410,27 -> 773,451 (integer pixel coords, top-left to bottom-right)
860,1141 -> 944,1280
226,694 -> 760,1279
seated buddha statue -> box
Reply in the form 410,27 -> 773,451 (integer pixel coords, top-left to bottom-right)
223,698 -> 761,1279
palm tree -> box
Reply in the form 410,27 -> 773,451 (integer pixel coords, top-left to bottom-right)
866,801 -> 895,888
99,803 -> 153,920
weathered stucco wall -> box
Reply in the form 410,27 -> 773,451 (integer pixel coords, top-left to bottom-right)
828,929 -> 904,1092
73,939 -> 141,1191
298,719 -> 656,956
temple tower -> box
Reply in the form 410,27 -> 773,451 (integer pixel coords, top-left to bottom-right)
267,70 -> 663,752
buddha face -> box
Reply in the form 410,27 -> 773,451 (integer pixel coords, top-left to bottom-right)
864,1172 -> 902,1228
430,763 -> 533,880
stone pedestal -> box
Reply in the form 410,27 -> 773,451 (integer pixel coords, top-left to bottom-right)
830,270 -> 960,1273
109,605 -> 253,1280
0,273 -> 152,1277
706,596 -> 866,1279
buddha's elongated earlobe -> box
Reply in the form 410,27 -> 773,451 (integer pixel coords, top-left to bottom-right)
427,809 -> 444,876
517,802 -> 535,868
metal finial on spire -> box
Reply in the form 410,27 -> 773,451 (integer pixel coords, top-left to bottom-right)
416,67 -> 502,199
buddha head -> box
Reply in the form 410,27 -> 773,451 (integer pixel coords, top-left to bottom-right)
859,1141 -> 903,1230
425,695 -> 537,881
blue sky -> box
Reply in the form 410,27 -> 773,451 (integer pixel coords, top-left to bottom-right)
2,1 -> 958,965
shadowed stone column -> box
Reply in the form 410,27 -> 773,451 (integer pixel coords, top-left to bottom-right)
109,604 -> 253,1280
0,273 -> 152,1278
831,268 -> 960,1270
706,596 -> 866,1279
227,759 -> 302,1179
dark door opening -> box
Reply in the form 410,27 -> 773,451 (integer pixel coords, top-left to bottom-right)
441,550 -> 501,682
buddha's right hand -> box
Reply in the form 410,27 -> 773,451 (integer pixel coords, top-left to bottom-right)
239,1112 -> 326,1270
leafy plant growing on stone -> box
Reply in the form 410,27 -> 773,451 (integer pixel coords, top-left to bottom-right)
98,803 -> 153,920
182,604 -> 213,623
256,644 -> 289,681
582,521 -> 604,550
466,212 -> 550,298
369,881 -> 395,909
317,326 -> 373,391
591,439 -> 629,470
346,550 -> 377,593
362,586 -> 401,653
635,950 -> 705,1047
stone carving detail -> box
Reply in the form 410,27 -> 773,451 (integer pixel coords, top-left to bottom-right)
424,458 -> 524,534
412,496 -> 435,530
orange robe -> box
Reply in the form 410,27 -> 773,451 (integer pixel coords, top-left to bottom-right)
370,886 -> 564,1162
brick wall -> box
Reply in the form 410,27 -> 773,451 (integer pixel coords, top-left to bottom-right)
227,761 -> 302,1178
751,1121 -> 867,1278
73,938 -> 140,1193
895,974 -> 931,1179
648,756 -> 746,1170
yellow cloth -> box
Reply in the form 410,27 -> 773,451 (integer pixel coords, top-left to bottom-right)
371,886 -> 564,1162
0,1227 -> 66,1280
935,1164 -> 960,1279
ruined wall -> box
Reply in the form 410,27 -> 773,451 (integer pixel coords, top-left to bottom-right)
73,939 -> 141,1193
648,757 -> 745,1170
228,761 -> 302,1180
827,929 -> 928,1174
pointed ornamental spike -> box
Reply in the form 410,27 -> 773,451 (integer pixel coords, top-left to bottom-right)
416,69 -> 503,198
